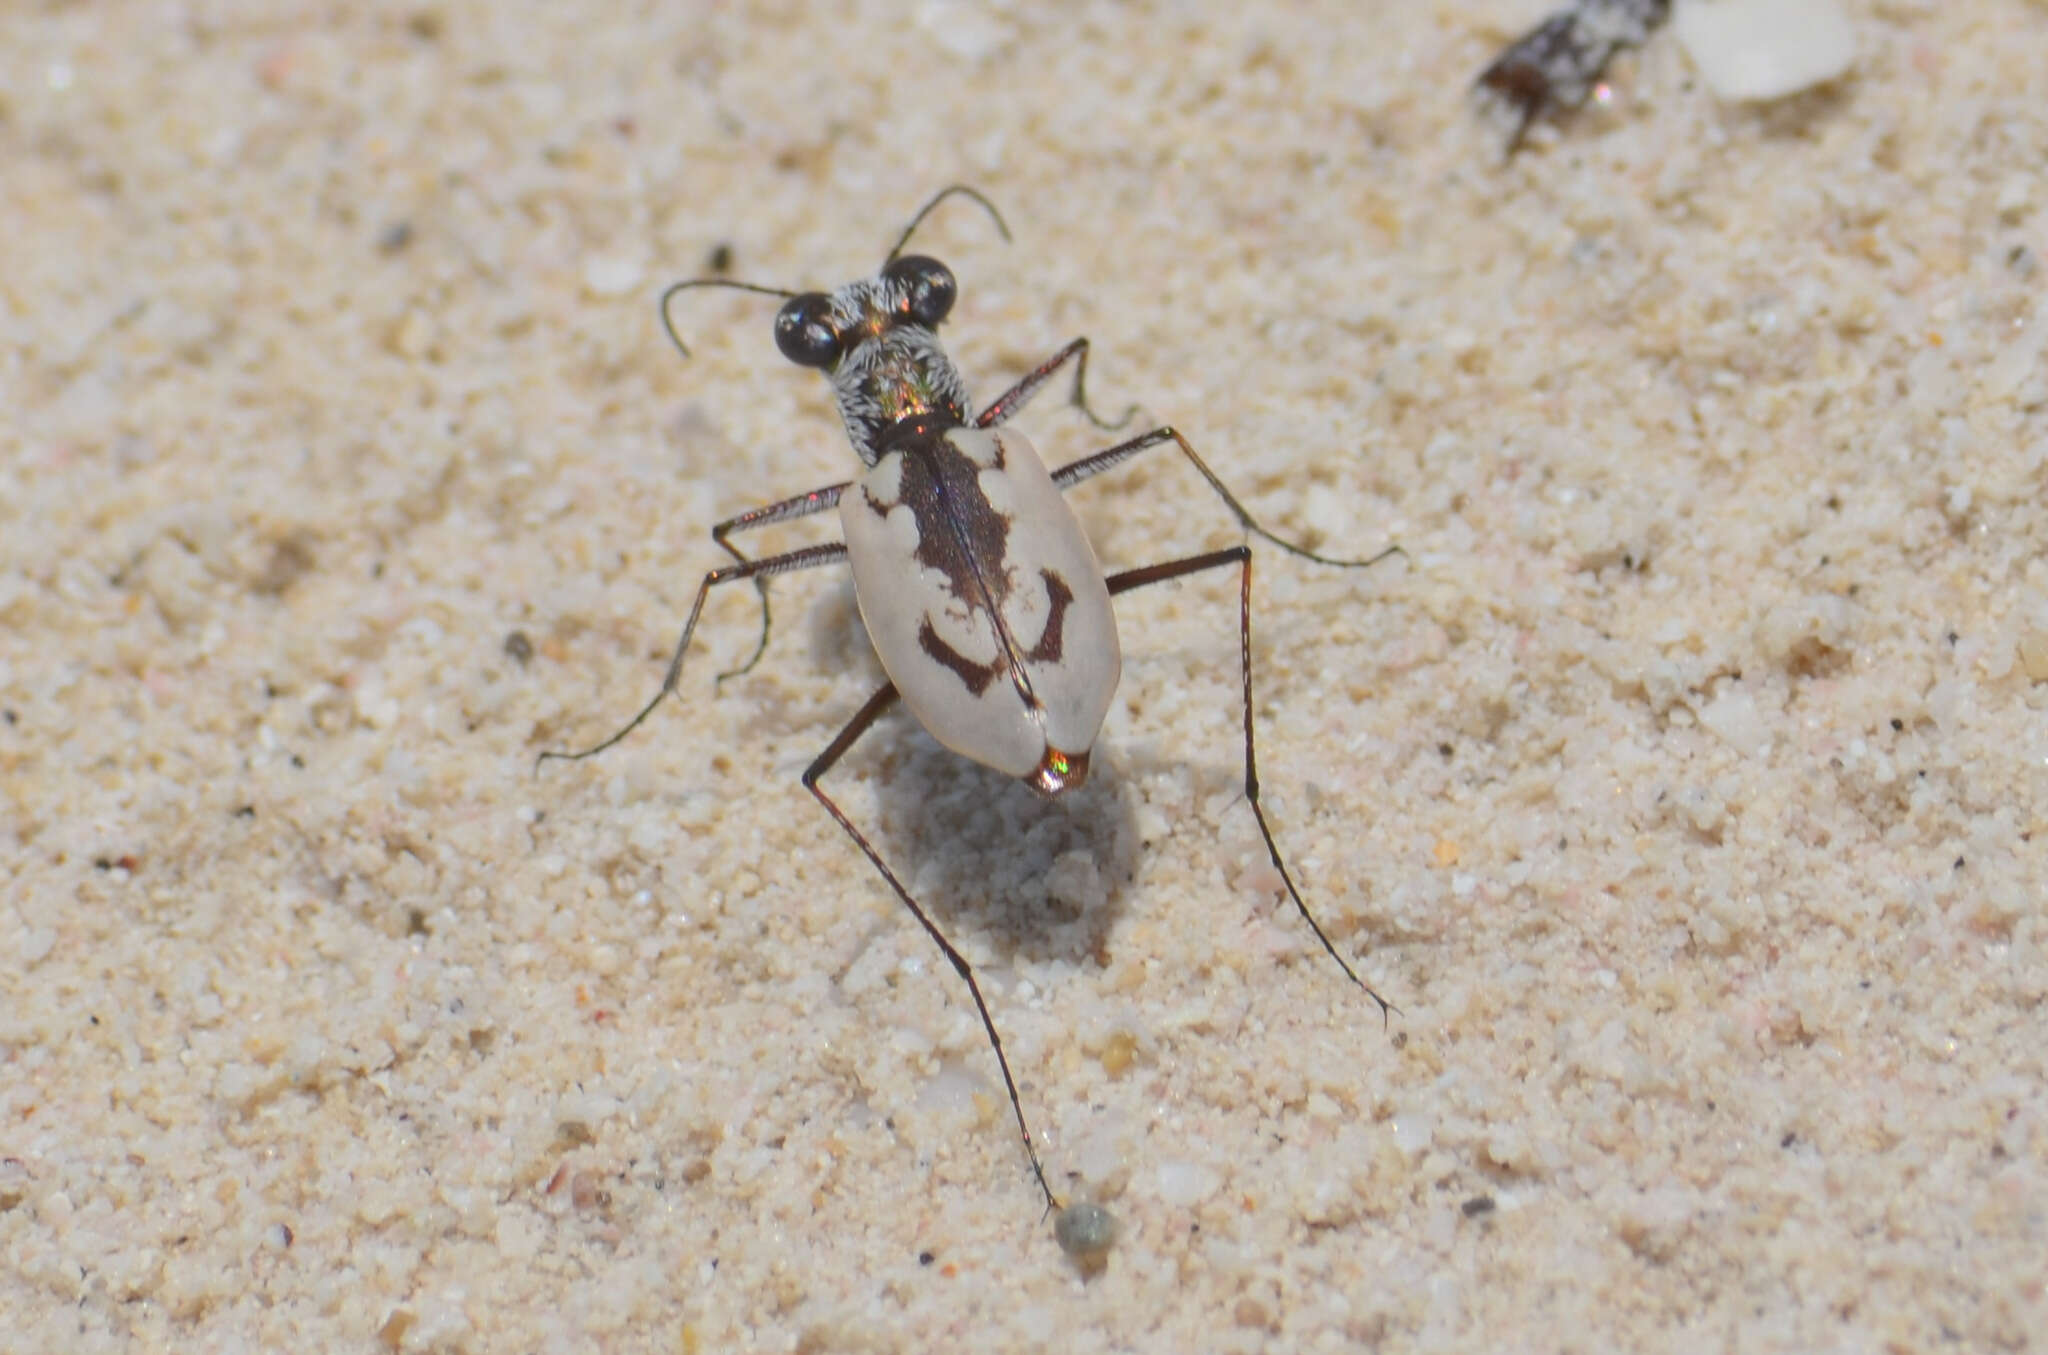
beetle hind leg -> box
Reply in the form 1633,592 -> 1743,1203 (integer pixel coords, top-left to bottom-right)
805,683 -> 1066,1214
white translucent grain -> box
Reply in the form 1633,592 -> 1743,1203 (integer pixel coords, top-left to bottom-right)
916,1058 -> 983,1114
1698,686 -> 1769,758
21,927 -> 56,964
1675,0 -> 1856,102
1154,1158 -> 1220,1207
581,253 -> 643,298
1391,1112 -> 1435,1155
1983,317 -> 2048,406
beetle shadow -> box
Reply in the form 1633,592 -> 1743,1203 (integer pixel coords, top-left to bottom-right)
830,708 -> 1144,973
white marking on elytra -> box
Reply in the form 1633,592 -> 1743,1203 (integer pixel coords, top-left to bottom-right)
537,185 -> 1404,1229
843,423 -> 1119,780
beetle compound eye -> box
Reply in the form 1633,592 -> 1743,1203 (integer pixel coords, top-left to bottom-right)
774,293 -> 842,368
885,255 -> 956,327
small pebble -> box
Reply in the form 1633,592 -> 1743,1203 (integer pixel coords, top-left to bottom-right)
1674,0 -> 1855,102
1054,1201 -> 1117,1259
582,253 -> 644,298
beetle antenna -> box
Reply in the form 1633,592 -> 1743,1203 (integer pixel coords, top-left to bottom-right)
657,278 -> 799,362
885,184 -> 1011,263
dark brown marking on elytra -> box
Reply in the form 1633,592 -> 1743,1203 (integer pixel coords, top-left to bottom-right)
918,618 -> 1000,695
893,434 -> 1014,610
911,567 -> 1072,703
1024,570 -> 1074,664
880,427 -> 1046,713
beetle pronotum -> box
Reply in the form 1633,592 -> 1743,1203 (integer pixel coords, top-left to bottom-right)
541,187 -> 1398,1215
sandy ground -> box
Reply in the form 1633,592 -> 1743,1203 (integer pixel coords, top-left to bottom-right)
4,1 -> 2046,1350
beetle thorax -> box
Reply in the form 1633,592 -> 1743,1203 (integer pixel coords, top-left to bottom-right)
825,280 -> 971,466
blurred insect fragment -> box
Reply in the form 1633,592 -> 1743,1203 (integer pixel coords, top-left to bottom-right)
1477,0 -> 1671,150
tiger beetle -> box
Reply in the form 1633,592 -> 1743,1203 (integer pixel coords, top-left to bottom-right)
539,186 -> 1400,1221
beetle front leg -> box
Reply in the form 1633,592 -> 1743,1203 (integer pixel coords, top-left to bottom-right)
707,481 -> 850,683
974,337 -> 1135,434
536,541 -> 848,771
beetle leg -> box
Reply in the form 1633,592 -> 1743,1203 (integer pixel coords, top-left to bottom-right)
536,541 -> 848,771
708,481 -> 851,683
804,682 -> 1065,1215
1053,425 -> 1403,572
1107,547 -> 1395,1020
973,336 -> 1136,433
